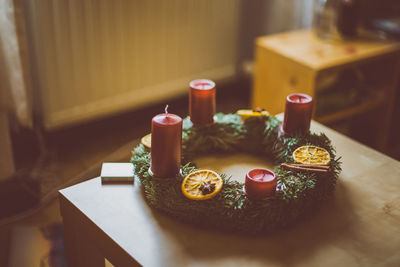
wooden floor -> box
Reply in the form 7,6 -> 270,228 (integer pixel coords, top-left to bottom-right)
0,201 -> 61,266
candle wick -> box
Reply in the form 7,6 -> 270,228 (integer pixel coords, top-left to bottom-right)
165,104 -> 169,116
298,95 -> 304,103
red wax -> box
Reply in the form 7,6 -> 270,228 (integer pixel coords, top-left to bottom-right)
150,112 -> 182,178
189,79 -> 216,126
282,93 -> 313,134
245,168 -> 277,200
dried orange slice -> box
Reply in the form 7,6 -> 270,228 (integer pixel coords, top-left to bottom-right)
236,108 -> 269,120
181,170 -> 223,200
292,145 -> 331,166
141,133 -> 151,149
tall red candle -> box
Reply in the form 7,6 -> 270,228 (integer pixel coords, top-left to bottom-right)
150,106 -> 182,178
189,79 -> 216,126
282,93 -> 313,134
244,168 -> 277,200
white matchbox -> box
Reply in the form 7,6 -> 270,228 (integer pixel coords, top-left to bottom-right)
101,162 -> 134,184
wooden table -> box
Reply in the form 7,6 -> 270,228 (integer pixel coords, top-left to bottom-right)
59,119 -> 400,267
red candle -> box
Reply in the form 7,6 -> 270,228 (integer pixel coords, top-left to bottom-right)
244,168 -> 277,200
150,106 -> 182,178
282,93 -> 313,134
189,79 -> 216,126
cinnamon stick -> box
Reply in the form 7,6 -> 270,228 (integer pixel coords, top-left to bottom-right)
288,163 -> 330,170
280,163 -> 329,173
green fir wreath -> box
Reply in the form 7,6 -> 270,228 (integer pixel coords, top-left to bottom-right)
131,113 -> 341,233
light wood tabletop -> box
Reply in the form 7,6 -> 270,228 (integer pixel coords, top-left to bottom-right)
59,119 -> 400,267
256,29 -> 400,70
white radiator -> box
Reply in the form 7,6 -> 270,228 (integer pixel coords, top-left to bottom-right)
23,0 -> 240,129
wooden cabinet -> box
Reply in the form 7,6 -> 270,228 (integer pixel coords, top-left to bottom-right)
252,29 -> 400,151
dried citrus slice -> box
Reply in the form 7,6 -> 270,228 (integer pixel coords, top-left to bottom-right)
292,145 -> 331,166
141,133 -> 151,149
181,170 -> 223,200
236,108 -> 269,120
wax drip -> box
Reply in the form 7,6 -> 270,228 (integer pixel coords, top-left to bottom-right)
165,105 -> 169,116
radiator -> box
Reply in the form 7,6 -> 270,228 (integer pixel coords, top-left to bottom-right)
23,0 -> 240,129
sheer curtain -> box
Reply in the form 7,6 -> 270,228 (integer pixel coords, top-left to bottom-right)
0,0 -> 32,128
239,0 -> 314,64
264,0 -> 314,34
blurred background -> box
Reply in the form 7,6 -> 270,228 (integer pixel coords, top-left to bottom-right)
0,0 -> 400,266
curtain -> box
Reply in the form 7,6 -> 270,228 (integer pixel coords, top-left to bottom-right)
0,0 -> 32,128
239,0 -> 314,63
264,0 -> 314,34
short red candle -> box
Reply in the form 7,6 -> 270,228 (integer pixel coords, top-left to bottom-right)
244,168 -> 277,200
189,79 -> 216,126
282,93 -> 313,134
150,108 -> 182,178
